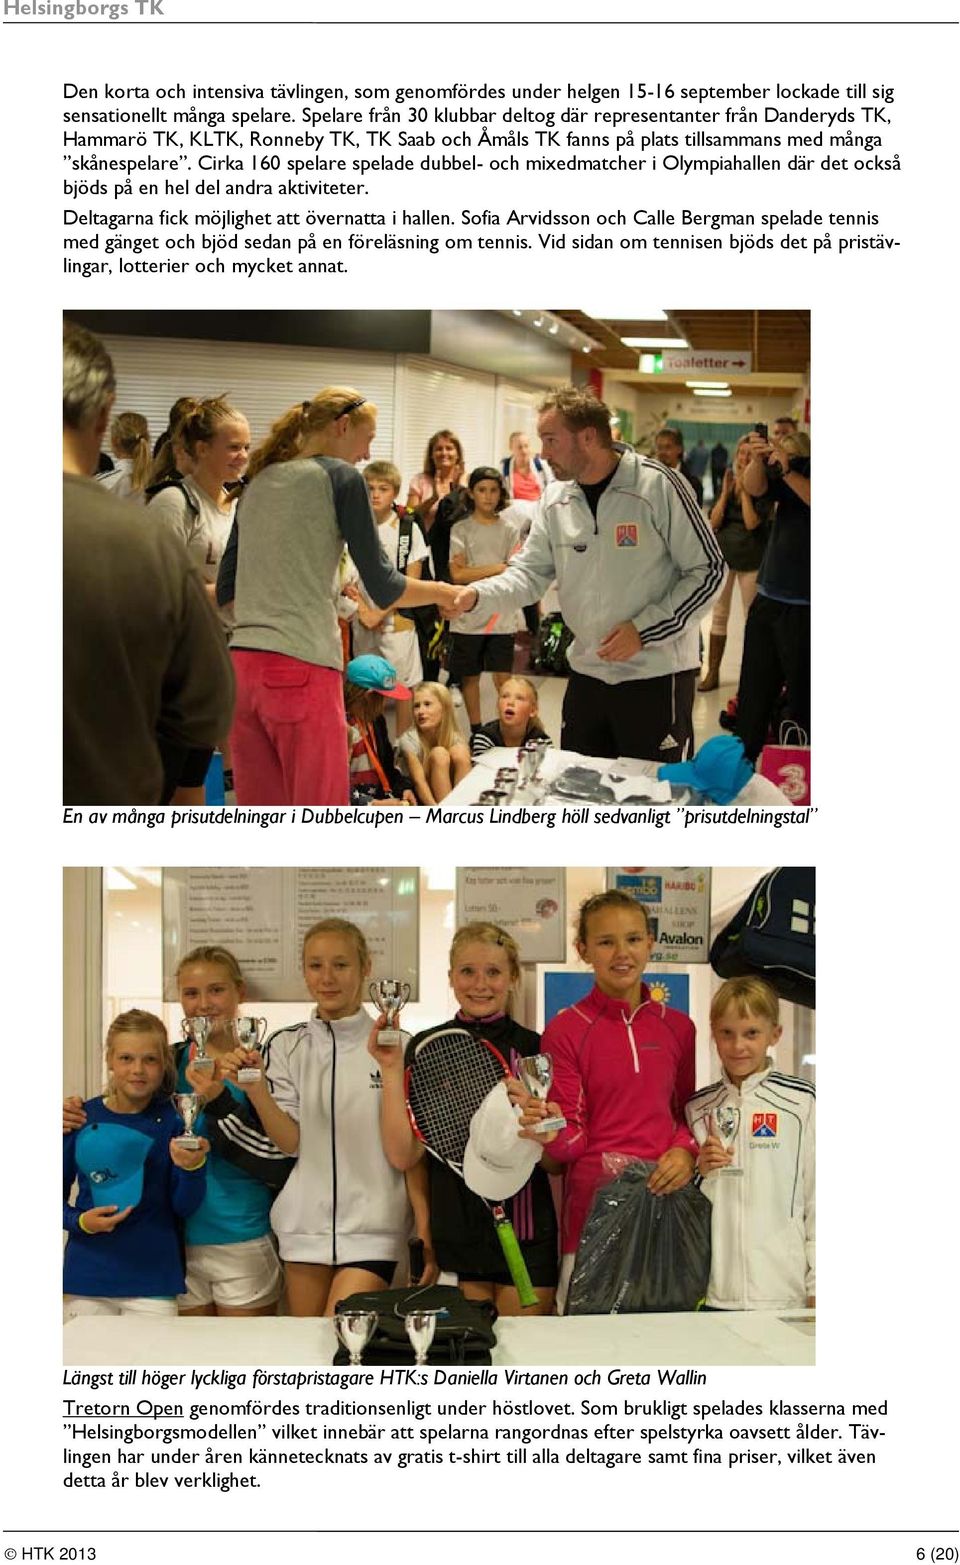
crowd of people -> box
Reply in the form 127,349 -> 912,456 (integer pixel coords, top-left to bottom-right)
63,320 -> 810,806
63,891 -> 815,1325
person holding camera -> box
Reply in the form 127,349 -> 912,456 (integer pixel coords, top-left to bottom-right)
733,427 -> 811,761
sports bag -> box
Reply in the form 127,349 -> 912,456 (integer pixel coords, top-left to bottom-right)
709,867 -> 815,1008
533,611 -> 574,675
332,1284 -> 497,1365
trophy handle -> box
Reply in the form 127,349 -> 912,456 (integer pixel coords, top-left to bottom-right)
254,1017 -> 268,1048
399,983 -> 412,1007
369,982 -> 380,1008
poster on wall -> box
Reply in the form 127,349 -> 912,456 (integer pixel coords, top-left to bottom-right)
456,868 -> 566,964
605,868 -> 712,964
538,967 -> 691,1029
162,868 -> 420,1001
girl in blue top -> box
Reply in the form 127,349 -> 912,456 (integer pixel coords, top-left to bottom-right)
64,946 -> 288,1317
171,945 -> 286,1317
63,1010 -> 208,1319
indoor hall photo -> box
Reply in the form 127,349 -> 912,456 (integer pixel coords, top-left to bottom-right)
62,307 -> 811,813
62,864 -> 816,1369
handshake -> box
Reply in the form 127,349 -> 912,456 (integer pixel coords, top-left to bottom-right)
437,584 -> 480,620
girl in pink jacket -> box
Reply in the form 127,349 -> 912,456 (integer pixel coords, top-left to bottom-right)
539,891 -> 699,1307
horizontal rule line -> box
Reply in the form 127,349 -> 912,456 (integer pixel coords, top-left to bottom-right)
2,16 -> 959,21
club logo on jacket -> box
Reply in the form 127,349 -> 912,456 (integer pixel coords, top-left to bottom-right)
752,1112 -> 778,1137
615,523 -> 639,547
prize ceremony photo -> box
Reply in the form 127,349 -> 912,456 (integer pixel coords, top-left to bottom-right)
63,308 -> 811,811
62,865 -> 815,1368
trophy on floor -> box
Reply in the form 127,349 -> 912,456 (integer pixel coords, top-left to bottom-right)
174,1093 -> 201,1150
232,1016 -> 268,1083
519,1053 -> 567,1135
712,1106 -> 742,1176
182,1015 -> 215,1073
369,980 -> 411,1049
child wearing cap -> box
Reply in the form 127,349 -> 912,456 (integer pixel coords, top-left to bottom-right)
344,655 -> 417,807
685,977 -> 815,1311
348,461 -> 428,736
63,1010 -> 209,1319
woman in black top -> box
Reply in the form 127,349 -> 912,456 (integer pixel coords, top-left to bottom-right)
371,922 -> 558,1315
735,429 -> 812,761
699,435 -> 773,691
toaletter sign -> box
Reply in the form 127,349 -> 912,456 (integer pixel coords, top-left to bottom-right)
660,351 -> 752,374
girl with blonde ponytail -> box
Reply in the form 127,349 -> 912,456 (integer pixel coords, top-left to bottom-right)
98,411 -> 152,501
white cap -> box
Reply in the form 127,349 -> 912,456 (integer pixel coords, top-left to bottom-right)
463,1081 -> 541,1201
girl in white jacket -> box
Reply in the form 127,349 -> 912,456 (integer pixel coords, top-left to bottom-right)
686,977 -> 815,1312
224,918 -> 429,1317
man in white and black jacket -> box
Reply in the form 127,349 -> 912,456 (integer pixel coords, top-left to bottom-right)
450,386 -> 725,763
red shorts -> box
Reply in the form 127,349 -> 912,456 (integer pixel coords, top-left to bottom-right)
230,650 -> 349,806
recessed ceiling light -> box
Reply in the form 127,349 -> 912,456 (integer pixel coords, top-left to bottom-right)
623,337 -> 689,349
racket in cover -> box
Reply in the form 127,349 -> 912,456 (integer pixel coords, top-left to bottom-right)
405,1025 -> 538,1308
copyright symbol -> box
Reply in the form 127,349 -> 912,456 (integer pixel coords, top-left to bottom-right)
6,1548 -> 18,1558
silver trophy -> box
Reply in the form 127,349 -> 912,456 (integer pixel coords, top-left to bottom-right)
519,1053 -> 567,1135
712,1106 -> 742,1176
494,767 -> 519,800
519,738 -> 550,797
174,1092 -> 201,1149
232,1016 -> 267,1083
404,1309 -> 439,1366
182,1015 -> 215,1073
478,789 -> 508,806
369,979 -> 411,1049
334,1309 -> 379,1367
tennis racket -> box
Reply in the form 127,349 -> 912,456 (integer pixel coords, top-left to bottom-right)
404,1025 -> 538,1308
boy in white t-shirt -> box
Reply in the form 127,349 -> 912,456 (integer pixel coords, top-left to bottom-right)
686,976 -> 815,1312
349,461 -> 427,735
448,466 -> 523,730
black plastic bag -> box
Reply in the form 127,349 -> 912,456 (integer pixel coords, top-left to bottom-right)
567,1157 -> 711,1315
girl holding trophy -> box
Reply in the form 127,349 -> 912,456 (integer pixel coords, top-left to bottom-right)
371,922 -> 559,1316
64,946 -> 285,1318
63,1011 -> 208,1319
222,918 -> 432,1318
533,892 -> 699,1311
169,946 -> 284,1317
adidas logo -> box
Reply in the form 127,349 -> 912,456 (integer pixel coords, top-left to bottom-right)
660,733 -> 678,750
369,1072 -> 383,1090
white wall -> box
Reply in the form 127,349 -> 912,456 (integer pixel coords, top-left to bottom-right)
73,866 -> 814,1098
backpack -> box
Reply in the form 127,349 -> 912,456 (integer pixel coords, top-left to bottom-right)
333,1284 -> 498,1365
144,477 -> 199,517
533,611 -> 574,675
709,867 -> 816,1008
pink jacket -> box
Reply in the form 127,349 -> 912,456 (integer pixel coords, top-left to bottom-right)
543,983 -> 698,1253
